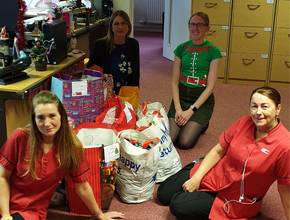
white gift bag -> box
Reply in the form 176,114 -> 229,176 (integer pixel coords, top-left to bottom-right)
137,115 -> 182,182
137,101 -> 169,131
116,129 -> 161,203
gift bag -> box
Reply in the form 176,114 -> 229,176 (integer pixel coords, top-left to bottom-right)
95,94 -> 136,132
58,56 -> 85,78
137,101 -> 169,131
66,148 -> 101,215
87,64 -> 114,101
51,70 -> 104,128
116,129 -> 161,203
66,123 -> 120,214
137,115 -> 182,183
118,86 -> 139,113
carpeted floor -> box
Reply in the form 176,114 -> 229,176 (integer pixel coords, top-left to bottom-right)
47,31 -> 289,220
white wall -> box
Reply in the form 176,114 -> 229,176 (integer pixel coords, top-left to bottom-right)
134,0 -> 164,32
134,0 -> 147,27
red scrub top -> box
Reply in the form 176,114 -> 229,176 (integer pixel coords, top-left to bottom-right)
0,129 -> 91,220
190,116 -> 290,219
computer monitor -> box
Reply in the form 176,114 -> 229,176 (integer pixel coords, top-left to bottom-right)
0,0 -> 18,40
0,1 -> 18,65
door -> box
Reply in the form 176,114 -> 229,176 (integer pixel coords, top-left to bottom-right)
163,0 -> 191,61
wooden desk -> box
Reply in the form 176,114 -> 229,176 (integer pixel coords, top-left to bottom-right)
0,53 -> 85,148
66,18 -> 109,56
24,17 -> 109,57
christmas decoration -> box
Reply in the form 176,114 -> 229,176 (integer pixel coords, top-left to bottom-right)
32,21 -> 42,36
0,26 -> 9,40
18,0 -> 27,50
29,36 -> 48,62
46,0 -> 55,23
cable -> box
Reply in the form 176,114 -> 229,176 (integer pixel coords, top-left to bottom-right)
220,193 -> 257,214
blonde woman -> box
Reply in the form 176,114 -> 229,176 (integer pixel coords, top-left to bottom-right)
87,10 -> 140,95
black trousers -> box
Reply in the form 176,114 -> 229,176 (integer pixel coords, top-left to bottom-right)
0,213 -> 25,220
157,162 -> 217,220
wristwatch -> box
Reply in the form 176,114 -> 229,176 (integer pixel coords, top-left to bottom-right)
190,105 -> 197,112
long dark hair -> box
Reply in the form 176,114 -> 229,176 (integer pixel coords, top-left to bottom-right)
250,86 -> 281,107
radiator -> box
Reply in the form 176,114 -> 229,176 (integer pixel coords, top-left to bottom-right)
147,0 -> 164,24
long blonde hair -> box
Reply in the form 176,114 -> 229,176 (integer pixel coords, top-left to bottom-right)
106,10 -> 132,54
24,91 -> 85,180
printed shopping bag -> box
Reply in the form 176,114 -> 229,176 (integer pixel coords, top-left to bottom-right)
95,94 -> 136,132
137,115 -> 182,182
51,70 -> 104,128
118,86 -> 139,112
87,64 -> 114,101
116,129 -> 161,203
66,122 -> 120,214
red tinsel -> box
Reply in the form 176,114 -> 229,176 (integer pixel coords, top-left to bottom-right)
17,0 -> 27,50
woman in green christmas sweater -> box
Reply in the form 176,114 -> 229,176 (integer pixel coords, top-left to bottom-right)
168,12 -> 222,150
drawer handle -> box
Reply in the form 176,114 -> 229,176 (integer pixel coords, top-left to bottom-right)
245,32 -> 258,38
205,3 -> 218,8
207,30 -> 216,35
285,61 -> 290,67
288,34 -> 290,37
247,5 -> 260,10
242,59 -> 255,65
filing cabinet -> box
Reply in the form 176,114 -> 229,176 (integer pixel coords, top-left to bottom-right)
227,0 -> 275,85
191,0 -> 289,87
269,0 -> 290,88
192,0 -> 232,81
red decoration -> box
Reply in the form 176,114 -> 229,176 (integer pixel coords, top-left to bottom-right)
183,44 -> 213,55
47,52 -> 50,55
17,0 -> 27,50
0,26 -> 9,40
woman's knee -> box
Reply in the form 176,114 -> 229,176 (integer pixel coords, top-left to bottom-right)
177,138 -> 198,150
157,184 -> 171,206
169,191 -> 215,220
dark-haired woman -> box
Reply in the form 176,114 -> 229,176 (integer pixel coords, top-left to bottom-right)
158,86 -> 290,220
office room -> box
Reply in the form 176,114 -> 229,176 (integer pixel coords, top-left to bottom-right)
0,0 -> 289,220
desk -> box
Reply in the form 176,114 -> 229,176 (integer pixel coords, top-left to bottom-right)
0,53 -> 85,148
67,18 -> 109,56
24,17 -> 109,57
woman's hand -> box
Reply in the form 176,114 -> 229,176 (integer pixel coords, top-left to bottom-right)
97,211 -> 125,220
0,214 -> 12,220
175,109 -> 193,126
182,176 -> 201,193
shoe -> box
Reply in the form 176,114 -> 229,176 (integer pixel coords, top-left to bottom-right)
201,122 -> 209,134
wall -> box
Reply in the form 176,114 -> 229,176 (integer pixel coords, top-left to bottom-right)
112,0 -> 134,37
134,0 -> 164,32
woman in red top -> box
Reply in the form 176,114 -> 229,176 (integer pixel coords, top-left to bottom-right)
158,86 -> 290,220
0,91 -> 124,220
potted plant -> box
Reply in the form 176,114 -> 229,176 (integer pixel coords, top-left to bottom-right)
29,36 -> 48,71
